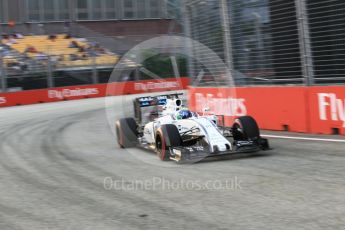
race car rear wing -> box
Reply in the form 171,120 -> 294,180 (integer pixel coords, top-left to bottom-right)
133,93 -> 183,124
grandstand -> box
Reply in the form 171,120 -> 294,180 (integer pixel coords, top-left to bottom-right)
0,0 -> 182,92
0,31 -> 151,90
2,34 -> 118,70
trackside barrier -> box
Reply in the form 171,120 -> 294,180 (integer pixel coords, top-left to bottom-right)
0,77 -> 189,108
189,86 -> 345,135
308,86 -> 345,135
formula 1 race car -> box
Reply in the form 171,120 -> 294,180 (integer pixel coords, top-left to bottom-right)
115,93 -> 270,163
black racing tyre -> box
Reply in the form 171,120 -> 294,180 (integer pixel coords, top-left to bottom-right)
232,116 -> 260,141
155,124 -> 182,161
115,118 -> 138,148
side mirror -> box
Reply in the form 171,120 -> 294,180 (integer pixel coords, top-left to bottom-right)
202,107 -> 210,112
202,107 -> 210,116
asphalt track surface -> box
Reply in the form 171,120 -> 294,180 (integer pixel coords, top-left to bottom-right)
0,95 -> 345,230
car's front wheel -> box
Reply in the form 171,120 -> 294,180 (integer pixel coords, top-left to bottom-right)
155,124 -> 182,161
232,116 -> 260,141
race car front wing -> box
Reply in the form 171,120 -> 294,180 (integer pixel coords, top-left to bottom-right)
169,138 -> 270,163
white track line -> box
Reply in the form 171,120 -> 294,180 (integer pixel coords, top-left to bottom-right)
261,134 -> 345,143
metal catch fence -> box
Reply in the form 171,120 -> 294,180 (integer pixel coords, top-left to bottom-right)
183,0 -> 345,87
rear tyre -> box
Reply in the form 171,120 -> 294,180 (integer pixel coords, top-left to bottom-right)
115,118 -> 138,148
232,116 -> 260,141
156,124 -> 182,161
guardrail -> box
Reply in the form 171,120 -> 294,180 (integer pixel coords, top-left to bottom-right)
189,86 -> 345,135
0,77 -> 189,107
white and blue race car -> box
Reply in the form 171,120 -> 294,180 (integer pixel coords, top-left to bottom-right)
116,93 -> 270,163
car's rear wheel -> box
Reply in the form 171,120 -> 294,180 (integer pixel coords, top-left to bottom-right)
156,124 -> 182,161
232,116 -> 260,141
115,118 -> 138,148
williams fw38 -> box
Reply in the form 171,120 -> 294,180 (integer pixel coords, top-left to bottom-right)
116,94 -> 270,163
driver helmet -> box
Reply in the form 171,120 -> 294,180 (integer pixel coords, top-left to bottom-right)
176,109 -> 193,120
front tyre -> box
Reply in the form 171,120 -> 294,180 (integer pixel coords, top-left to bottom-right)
155,124 -> 182,161
232,116 -> 260,141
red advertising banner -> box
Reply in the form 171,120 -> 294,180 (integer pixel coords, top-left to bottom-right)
189,86 -> 345,135
189,86 -> 309,133
308,86 -> 345,135
0,77 -> 189,108
1,79 -> 344,135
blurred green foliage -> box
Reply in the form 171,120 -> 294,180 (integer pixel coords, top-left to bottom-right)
141,49 -> 188,79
